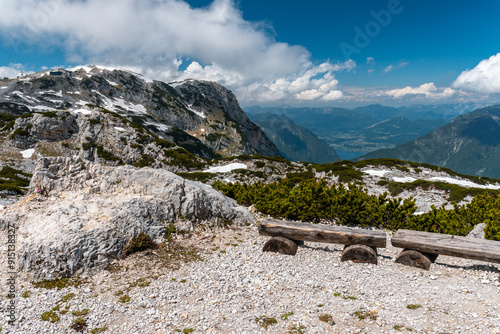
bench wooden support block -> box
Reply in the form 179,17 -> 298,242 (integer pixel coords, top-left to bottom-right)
262,237 -> 298,256
391,229 -> 500,264
341,244 -> 378,265
395,249 -> 438,270
259,219 -> 386,248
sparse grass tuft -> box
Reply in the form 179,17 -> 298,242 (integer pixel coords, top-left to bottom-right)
319,313 -> 334,324
32,278 -> 81,290
60,293 -> 75,303
71,309 -> 89,316
280,311 -> 294,320
40,311 -> 60,323
354,309 -> 378,321
255,316 -> 277,329
119,295 -> 131,303
90,327 -> 109,333
288,325 -> 306,333
407,304 -> 422,310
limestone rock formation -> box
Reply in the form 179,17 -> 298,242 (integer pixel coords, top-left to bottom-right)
0,157 -> 253,281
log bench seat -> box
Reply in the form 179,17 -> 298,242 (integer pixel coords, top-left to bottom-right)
258,219 -> 387,264
391,229 -> 500,270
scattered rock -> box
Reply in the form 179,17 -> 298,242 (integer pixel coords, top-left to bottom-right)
467,223 -> 486,239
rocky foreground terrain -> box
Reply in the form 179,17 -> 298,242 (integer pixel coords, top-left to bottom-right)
1,224 -> 499,334
0,157 -> 499,333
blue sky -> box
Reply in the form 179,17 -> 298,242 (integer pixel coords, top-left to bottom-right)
1,0 -> 500,106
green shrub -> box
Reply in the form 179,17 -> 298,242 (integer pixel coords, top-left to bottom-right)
96,145 -> 121,162
154,137 -> 175,149
10,126 -> 31,138
0,166 -> 32,194
177,172 -> 217,182
163,148 -> 205,169
134,154 -> 154,167
214,179 -> 417,228
121,233 -> 156,257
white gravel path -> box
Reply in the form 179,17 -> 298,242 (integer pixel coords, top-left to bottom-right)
1,225 -> 499,334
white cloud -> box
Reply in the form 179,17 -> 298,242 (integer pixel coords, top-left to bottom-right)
0,0 -> 355,104
385,83 -> 456,99
453,53 -> 500,94
366,57 -> 375,65
383,65 -> 394,73
0,64 -> 30,78
224,60 -> 355,103
383,61 -> 408,73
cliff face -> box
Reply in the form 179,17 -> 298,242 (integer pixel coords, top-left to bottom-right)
249,112 -> 340,164
174,80 -> 280,157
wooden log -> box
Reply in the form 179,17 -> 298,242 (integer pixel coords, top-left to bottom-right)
395,249 -> 438,270
262,237 -> 298,255
259,219 -> 386,248
293,240 -> 305,246
341,244 -> 378,264
391,229 -> 500,264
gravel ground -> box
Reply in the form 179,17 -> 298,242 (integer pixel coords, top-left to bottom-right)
1,224 -> 500,334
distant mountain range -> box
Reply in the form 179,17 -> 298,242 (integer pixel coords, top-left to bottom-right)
245,103 -> 488,159
359,105 -> 500,178
248,112 -> 340,164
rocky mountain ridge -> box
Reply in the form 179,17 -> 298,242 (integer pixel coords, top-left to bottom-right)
360,105 -> 500,178
248,112 -> 340,164
0,65 -> 280,165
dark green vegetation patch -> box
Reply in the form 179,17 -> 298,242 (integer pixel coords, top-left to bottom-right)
214,177 -> 500,240
121,233 -> 157,257
0,166 -> 32,194
176,172 -> 217,183
377,179 -> 498,202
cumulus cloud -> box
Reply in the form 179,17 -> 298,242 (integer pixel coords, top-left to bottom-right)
385,83 -> 456,99
0,64 -> 31,78
0,0 -> 354,103
453,53 -> 500,94
223,60 -> 355,103
366,57 -> 375,65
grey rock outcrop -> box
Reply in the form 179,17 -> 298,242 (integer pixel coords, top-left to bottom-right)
466,223 -> 486,239
1,157 -> 253,281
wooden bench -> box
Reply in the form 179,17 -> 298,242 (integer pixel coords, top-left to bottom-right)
391,229 -> 500,270
258,219 -> 387,264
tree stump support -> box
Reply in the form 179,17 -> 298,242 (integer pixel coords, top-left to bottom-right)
341,244 -> 378,264
262,236 -> 299,255
395,249 -> 439,270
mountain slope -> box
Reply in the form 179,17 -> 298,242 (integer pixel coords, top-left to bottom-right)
249,112 -> 340,163
359,105 -> 500,178
0,66 -> 280,159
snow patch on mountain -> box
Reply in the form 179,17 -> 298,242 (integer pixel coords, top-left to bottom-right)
203,163 -> 247,173
429,177 -> 500,189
